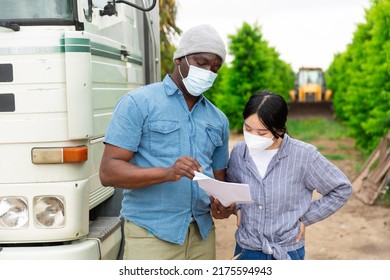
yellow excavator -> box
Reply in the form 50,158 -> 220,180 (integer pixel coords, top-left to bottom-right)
288,67 -> 334,118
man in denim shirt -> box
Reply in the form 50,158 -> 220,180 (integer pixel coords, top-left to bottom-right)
99,25 -> 235,260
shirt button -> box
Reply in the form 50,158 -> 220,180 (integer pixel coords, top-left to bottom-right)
258,205 -> 263,210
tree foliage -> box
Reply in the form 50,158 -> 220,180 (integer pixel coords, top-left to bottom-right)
208,23 -> 294,132
326,0 -> 390,152
159,0 -> 181,78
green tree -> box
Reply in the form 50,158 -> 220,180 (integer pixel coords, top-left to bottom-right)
326,0 -> 390,152
213,22 -> 294,131
203,64 -> 229,105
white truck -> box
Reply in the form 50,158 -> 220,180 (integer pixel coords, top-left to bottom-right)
0,0 -> 160,259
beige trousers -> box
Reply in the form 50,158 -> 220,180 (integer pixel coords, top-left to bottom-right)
123,220 -> 216,260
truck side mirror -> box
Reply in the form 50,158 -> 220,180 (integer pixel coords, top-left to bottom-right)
100,3 -> 117,16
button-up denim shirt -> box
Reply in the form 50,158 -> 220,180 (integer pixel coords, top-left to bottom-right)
104,75 -> 229,244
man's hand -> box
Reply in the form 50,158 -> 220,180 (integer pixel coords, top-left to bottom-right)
210,196 -> 236,219
168,156 -> 202,181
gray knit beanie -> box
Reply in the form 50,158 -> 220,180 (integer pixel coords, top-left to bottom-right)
173,24 -> 226,63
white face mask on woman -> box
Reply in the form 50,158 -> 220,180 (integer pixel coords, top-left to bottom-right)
179,56 -> 217,96
243,130 -> 275,156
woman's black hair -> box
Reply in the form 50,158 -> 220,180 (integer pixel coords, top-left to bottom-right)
242,90 -> 288,138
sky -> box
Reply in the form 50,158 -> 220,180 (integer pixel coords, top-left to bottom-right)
175,0 -> 371,72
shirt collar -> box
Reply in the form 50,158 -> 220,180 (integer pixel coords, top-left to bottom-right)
276,134 -> 289,159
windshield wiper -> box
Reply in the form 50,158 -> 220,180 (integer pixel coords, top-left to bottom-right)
0,21 -> 20,31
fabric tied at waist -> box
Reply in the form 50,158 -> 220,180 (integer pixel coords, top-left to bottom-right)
262,239 -> 291,260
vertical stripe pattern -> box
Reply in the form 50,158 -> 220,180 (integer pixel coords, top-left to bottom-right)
226,134 -> 352,259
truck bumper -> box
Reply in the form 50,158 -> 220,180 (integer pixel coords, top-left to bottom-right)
0,239 -> 100,260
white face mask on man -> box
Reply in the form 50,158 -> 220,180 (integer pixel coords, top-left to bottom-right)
243,130 -> 275,157
179,56 -> 217,96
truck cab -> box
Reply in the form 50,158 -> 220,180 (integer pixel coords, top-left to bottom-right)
0,0 -> 160,259
289,67 -> 332,102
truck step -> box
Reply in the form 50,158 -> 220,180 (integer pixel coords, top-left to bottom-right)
88,217 -> 122,242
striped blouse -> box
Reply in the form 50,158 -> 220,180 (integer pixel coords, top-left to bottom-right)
226,134 -> 352,260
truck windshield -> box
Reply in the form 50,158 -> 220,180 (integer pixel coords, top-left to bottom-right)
298,70 -> 323,85
0,0 -> 73,22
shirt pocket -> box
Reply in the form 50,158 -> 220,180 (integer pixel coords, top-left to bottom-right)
203,125 -> 223,158
148,120 -> 181,157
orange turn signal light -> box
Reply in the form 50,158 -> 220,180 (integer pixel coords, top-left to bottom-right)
32,146 -> 88,164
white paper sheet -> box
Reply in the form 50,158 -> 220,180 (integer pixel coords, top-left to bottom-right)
193,171 -> 253,207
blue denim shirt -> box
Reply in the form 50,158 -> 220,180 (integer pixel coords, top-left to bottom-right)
104,75 -> 229,244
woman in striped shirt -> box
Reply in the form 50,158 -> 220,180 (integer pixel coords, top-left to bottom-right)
226,90 -> 352,260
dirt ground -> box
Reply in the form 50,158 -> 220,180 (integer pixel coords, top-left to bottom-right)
214,133 -> 390,260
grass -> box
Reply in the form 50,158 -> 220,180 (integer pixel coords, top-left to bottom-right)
323,154 -> 349,160
286,118 -> 362,163
286,118 -> 347,141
